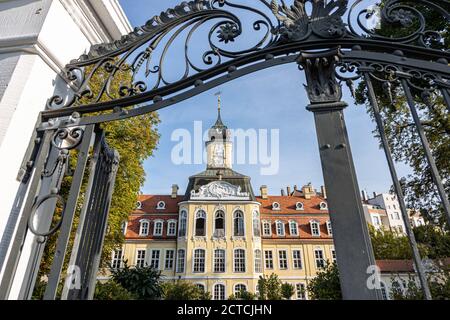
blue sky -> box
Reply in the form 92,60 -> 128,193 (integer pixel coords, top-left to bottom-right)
118,0 -> 410,196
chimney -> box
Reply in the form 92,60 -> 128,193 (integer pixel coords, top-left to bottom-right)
373,192 -> 377,199
321,186 -> 327,199
281,189 -> 286,196
361,190 -> 368,202
287,186 -> 291,196
260,185 -> 268,199
302,184 -> 312,200
294,185 -> 298,192
171,184 -> 179,199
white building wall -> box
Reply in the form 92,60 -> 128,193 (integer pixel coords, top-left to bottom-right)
369,194 -> 407,235
0,0 -> 131,299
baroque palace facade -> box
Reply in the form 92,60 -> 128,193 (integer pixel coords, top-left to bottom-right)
113,108 -> 335,300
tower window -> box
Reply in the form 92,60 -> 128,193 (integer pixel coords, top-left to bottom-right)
233,210 -> 245,237
214,210 -> 225,238
195,210 -> 206,237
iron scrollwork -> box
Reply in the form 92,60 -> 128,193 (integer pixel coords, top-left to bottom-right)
43,0 -> 449,119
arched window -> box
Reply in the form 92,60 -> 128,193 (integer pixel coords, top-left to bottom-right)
310,220 -> 320,237
234,249 -> 246,273
156,201 -> 166,210
233,210 -> 245,237
234,284 -> 247,298
213,249 -> 226,273
254,249 -> 262,273
195,210 -> 206,237
319,202 -> 328,210
213,284 -> 226,300
196,284 -> 206,294
296,202 -> 304,211
139,220 -> 149,236
167,220 -> 177,236
253,211 -> 261,237
136,201 -> 142,209
262,220 -> 271,236
153,220 -> 163,236
272,202 -> 281,210
289,221 -> 298,236
276,220 -> 285,236
214,210 -> 225,238
178,210 -> 187,237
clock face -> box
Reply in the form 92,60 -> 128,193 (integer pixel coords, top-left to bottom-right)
212,144 -> 225,166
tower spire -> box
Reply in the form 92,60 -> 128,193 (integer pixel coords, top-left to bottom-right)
213,91 -> 226,129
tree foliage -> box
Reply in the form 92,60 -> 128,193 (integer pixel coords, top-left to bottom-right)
257,273 -> 294,300
307,263 -> 342,300
111,263 -> 163,300
354,1 -> 450,227
369,227 -> 413,260
94,280 -> 136,300
162,280 -> 211,300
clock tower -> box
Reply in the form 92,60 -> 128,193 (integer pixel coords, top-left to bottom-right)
206,95 -> 233,170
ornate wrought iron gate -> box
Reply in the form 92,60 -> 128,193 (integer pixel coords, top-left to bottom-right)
0,0 -> 449,300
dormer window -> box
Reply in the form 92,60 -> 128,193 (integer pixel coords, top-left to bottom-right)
154,220 -> 163,236
319,202 -> 328,211
310,220 -> 321,237
136,201 -> 142,210
139,220 -> 149,236
272,202 -> 281,211
276,221 -> 285,236
157,201 -> 166,210
326,221 -> 333,236
289,221 -> 298,236
296,202 -> 304,211
262,220 -> 272,236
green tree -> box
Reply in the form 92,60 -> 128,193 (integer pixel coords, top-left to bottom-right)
281,283 -> 295,300
413,225 -> 450,259
307,263 -> 342,300
369,226 -> 413,260
111,263 -> 163,300
258,274 -> 282,300
162,281 -> 211,300
390,269 -> 450,300
94,280 -> 136,300
355,1 -> 450,227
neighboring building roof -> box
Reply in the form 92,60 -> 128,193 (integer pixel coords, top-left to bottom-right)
134,195 -> 183,214
376,260 -> 415,273
257,195 -> 328,214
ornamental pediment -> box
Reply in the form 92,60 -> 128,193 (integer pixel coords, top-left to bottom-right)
191,181 -> 250,200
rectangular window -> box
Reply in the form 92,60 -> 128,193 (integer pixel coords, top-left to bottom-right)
214,249 -> 226,273
111,249 -> 123,269
254,250 -> 262,273
331,249 -> 337,263
326,221 -> 333,236
154,222 -> 163,236
311,222 -> 320,237
276,222 -> 285,236
292,250 -> 303,270
176,249 -> 185,273
296,283 -> 307,300
136,249 -> 146,268
168,221 -> 177,236
278,250 -> 288,270
165,250 -> 175,270
234,249 -> 246,273
193,249 -> 206,273
150,250 -> 160,269
264,250 -> 274,270
314,249 -> 325,269
290,222 -> 298,236
263,222 -> 271,236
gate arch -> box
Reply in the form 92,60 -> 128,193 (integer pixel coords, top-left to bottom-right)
0,0 -> 449,300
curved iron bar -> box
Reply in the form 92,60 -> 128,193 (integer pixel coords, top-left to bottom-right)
44,0 -> 449,113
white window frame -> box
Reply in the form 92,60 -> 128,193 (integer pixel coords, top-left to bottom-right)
121,221 -> 128,236
296,202 -> 304,211
139,219 -> 150,237
289,220 -> 298,236
292,249 -> 303,270
314,248 -> 325,269
278,250 -> 288,270
176,249 -> 186,273
234,284 -> 247,298
213,283 -> 226,300
233,209 -> 245,237
165,249 -> 175,270
213,249 -> 226,273
276,220 -> 285,236
156,201 -> 166,210
233,248 -> 246,273
319,201 -> 328,211
193,248 -> 206,273
254,249 -> 262,273
310,220 -> 321,237
178,210 -> 187,237
252,210 -> 261,237
331,247 -> 337,263
111,249 -> 123,269
153,219 -> 164,236
262,220 -> 272,236
195,210 -> 207,237
264,250 -> 274,270
326,220 -> 333,236
167,219 -> 177,236
136,201 -> 142,209
150,249 -> 160,269
296,283 -> 307,300
272,202 -> 281,211
214,210 -> 226,238
135,249 -> 146,268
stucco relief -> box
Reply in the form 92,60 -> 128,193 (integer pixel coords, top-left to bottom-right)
191,181 -> 250,200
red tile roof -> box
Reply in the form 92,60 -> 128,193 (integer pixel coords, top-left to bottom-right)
134,195 -> 183,214
257,195 -> 328,214
376,260 -> 415,273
